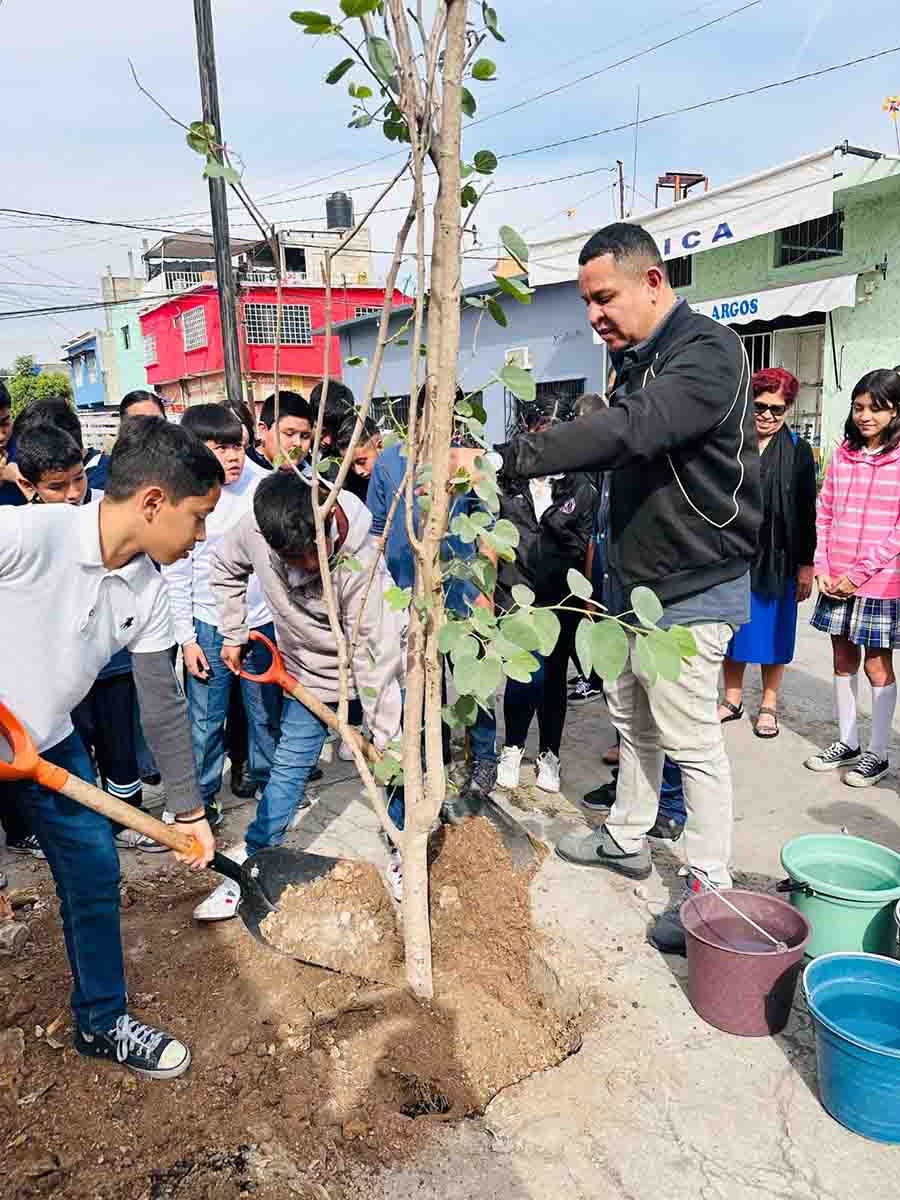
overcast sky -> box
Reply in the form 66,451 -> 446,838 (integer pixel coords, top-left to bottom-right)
1,0 -> 897,363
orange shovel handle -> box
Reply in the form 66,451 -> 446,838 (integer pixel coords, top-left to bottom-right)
238,629 -> 290,688
0,701 -> 207,864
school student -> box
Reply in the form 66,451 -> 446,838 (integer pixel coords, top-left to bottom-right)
254,390 -> 313,468
84,389 -> 167,490
197,469 -> 405,918
807,370 -> 900,785
163,404 -> 282,830
0,417 -> 220,1078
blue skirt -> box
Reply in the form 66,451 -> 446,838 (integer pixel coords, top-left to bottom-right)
728,581 -> 798,665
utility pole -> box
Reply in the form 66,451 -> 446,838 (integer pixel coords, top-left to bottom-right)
616,160 -> 626,220
193,0 -> 244,416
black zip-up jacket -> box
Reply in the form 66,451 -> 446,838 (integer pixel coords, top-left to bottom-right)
499,302 -> 762,607
495,471 -> 595,612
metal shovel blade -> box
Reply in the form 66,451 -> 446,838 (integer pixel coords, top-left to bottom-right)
237,846 -> 344,947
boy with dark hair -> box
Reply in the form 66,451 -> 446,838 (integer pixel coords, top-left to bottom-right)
198,469 -> 405,915
308,379 -> 356,449
255,391 -> 313,468
163,404 -> 281,841
15,424 -> 88,506
0,417 -> 221,1077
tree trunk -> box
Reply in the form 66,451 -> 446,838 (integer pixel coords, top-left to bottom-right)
399,828 -> 432,997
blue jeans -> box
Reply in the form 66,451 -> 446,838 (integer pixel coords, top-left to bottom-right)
187,620 -> 282,804
244,694 -> 331,854
23,730 -> 126,1034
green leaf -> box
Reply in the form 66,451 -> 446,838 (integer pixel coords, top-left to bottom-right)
482,2 -> 505,40
366,35 -> 397,86
492,630 -> 524,661
460,183 -> 479,208
532,608 -> 561,655
498,363 -> 536,404
361,685 -> 378,699
344,355 -> 367,367
460,162 -> 474,179
374,753 -> 403,785
348,113 -> 373,129
341,556 -> 363,572
451,635 -> 480,664
454,694 -> 479,727
499,225 -> 529,267
469,605 -> 497,635
511,584 -> 535,608
502,650 -> 540,683
494,274 -> 534,304
668,624 -> 699,659
502,613 -> 541,653
631,586 -> 663,628
567,568 -> 593,600
326,57 -> 356,84
634,634 -> 658,687
442,703 -> 463,733
471,58 -> 497,81
460,87 -> 477,118
438,620 -> 466,655
468,509 -> 492,528
464,295 -> 487,309
469,555 -> 497,597
575,617 -> 594,679
453,653 -> 481,698
590,619 -> 629,680
384,585 -> 412,611
474,476 -> 500,513
340,0 -> 379,14
450,512 -> 479,544
348,82 -> 373,99
486,297 -> 507,327
473,149 -> 498,174
647,630 -> 682,683
471,654 -> 503,701
290,10 -> 336,33
490,518 -> 520,550
203,161 -> 241,184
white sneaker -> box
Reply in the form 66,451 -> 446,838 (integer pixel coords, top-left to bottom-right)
497,745 -> 524,789
387,847 -> 403,902
192,844 -> 247,922
338,739 -> 357,762
535,750 -> 561,793
114,828 -> 169,853
161,810 -> 176,825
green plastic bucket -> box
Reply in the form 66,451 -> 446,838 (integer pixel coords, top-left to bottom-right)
779,835 -> 900,959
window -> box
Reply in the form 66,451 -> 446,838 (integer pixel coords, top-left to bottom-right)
165,270 -> 204,292
666,255 -> 693,288
121,325 -> 131,351
75,358 -> 84,387
182,307 -> 208,352
284,247 -> 307,276
740,332 -> 771,374
370,393 -> 410,427
777,211 -> 844,267
244,302 -> 312,345
505,378 -> 586,438
355,305 -> 382,319
87,353 -> 97,385
143,334 -> 158,365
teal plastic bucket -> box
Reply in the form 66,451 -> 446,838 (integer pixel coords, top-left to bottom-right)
779,835 -> 900,959
804,953 -> 900,1143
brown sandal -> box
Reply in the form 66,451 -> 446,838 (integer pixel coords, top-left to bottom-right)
754,706 -> 780,739
719,700 -> 744,724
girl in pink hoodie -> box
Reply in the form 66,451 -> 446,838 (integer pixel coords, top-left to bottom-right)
806,369 -> 900,785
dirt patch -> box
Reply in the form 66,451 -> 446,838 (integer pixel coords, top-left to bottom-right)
1,818 -> 580,1199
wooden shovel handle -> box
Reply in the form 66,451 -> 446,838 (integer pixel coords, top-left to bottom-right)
50,770 -> 203,860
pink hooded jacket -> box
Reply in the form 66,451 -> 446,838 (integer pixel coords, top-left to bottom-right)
815,440 -> 900,599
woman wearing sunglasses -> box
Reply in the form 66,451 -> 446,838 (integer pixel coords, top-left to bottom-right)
718,367 -> 817,737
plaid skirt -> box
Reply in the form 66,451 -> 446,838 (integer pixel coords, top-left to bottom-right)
810,594 -> 900,649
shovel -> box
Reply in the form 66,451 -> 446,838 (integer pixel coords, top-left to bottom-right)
241,630 -> 540,871
0,699 -> 357,973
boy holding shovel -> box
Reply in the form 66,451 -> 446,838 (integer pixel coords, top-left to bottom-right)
0,418 -> 220,1078
198,469 -> 405,918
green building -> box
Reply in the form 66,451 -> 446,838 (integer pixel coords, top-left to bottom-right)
101,269 -> 148,405
531,145 -> 900,456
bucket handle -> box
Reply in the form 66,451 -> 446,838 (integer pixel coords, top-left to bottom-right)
691,869 -> 788,953
776,877 -> 814,898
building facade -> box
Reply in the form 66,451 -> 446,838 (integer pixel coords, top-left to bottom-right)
61,331 -> 107,409
101,271 -> 148,404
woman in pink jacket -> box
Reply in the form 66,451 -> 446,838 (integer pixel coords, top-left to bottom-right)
806,369 -> 900,785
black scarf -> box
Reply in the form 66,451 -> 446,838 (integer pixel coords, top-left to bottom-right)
752,423 -> 796,599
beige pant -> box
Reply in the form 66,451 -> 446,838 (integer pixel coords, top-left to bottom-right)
604,622 -> 734,887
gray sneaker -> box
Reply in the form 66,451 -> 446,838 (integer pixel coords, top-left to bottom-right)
555,824 -> 652,878
648,875 -> 712,955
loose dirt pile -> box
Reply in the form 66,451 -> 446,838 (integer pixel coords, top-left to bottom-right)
1,818 -> 581,1200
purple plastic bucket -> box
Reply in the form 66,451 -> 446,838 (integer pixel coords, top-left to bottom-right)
682,889 -> 812,1037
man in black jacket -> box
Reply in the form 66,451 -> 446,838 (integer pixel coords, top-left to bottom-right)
498,222 -> 761,954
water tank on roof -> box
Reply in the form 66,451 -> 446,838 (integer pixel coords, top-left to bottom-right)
326,192 -> 354,231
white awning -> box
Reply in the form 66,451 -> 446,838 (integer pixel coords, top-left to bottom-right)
692,273 -> 859,326
529,148 -> 838,285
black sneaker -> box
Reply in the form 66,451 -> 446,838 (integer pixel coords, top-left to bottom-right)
648,875 -> 711,955
581,781 -> 616,812
310,766 -> 323,783
205,798 -> 225,830
804,741 -> 862,772
844,751 -> 890,788
567,678 -> 603,706
75,1014 -> 191,1079
6,834 -> 46,859
230,765 -> 258,800
646,817 -> 685,842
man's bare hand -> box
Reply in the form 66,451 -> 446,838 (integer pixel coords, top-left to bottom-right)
183,641 -> 210,680
220,644 -> 244,676
173,812 -> 215,869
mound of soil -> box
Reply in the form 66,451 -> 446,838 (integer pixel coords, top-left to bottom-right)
1,818 -> 580,1200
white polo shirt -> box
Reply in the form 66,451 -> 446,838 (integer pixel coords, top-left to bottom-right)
0,502 -> 174,751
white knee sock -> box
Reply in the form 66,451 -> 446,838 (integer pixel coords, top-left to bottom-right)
834,674 -> 859,748
869,683 -> 897,760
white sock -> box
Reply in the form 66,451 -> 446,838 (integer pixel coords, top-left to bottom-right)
834,674 -> 859,748
869,683 -> 897,760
